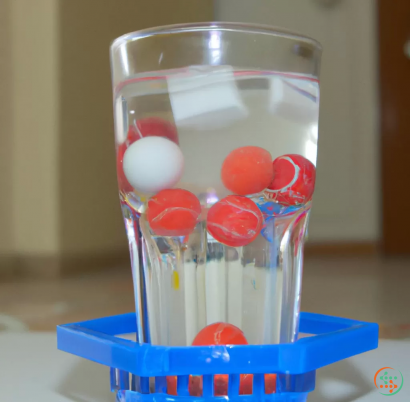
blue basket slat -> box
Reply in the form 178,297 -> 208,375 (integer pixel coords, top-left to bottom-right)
275,371 -> 315,393
77,312 -> 137,335
110,368 -> 119,391
228,374 -> 240,396
177,375 -> 190,396
117,391 -> 309,402
253,374 -> 264,398
140,377 -> 150,394
155,376 -> 167,393
299,312 -> 370,334
202,375 -> 214,397
131,375 -> 140,392
57,312 -> 378,377
111,368 -> 130,391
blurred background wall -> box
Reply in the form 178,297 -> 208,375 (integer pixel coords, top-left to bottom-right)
0,0 -> 14,274
0,0 -> 213,277
10,0 -> 60,276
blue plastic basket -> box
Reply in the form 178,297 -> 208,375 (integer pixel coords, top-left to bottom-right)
57,312 -> 378,402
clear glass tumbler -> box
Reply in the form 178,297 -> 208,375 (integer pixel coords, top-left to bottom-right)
110,23 -> 321,349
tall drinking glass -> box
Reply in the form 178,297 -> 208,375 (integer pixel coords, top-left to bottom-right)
110,23 -> 321,349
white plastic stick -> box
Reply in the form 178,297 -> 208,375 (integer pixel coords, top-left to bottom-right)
242,261 -> 260,344
274,264 -> 283,342
263,228 -> 281,344
168,245 -> 187,346
205,259 -> 226,324
196,225 -> 208,331
184,260 -> 198,345
196,262 -> 207,330
227,253 -> 243,329
262,264 -> 279,344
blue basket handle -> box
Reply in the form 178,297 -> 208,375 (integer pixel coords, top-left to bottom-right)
57,312 -> 378,377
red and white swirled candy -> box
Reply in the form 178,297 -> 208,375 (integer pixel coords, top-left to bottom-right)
265,154 -> 316,206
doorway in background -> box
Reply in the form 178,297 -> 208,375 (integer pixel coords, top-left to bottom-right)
379,0 -> 410,255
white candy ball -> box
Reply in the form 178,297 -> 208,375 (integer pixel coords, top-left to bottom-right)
123,136 -> 184,194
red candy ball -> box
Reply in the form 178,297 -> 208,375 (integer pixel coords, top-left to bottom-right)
207,196 -> 264,247
266,154 -> 316,206
221,146 -> 273,195
189,322 -> 248,397
147,189 -> 201,236
168,324 -> 277,397
133,117 -> 179,144
192,322 -> 248,346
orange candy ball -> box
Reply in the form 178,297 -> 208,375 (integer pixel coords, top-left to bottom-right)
189,322 -> 248,397
147,189 -> 201,236
207,196 -> 264,247
167,323 -> 277,396
221,146 -> 273,195
192,322 -> 248,346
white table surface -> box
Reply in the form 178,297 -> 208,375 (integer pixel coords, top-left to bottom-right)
0,333 -> 408,402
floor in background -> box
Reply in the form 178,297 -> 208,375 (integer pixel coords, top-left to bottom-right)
0,256 -> 409,337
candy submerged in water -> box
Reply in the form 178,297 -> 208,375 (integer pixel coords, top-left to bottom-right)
266,154 -> 316,206
168,323 -> 277,396
147,189 -> 201,236
207,196 -> 264,247
117,141 -> 134,193
131,117 -> 179,144
117,126 -> 139,193
221,146 -> 273,195
189,322 -> 248,396
117,118 -> 179,193
183,323 -> 276,396
123,136 -> 184,194
192,322 -> 248,346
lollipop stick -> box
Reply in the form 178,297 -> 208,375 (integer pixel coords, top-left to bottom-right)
184,260 -> 198,345
205,243 -> 226,324
227,248 -> 243,328
205,259 -> 226,324
263,233 -> 281,344
196,224 -> 208,331
196,262 -> 207,330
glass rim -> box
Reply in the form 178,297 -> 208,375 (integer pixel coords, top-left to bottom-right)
111,21 -> 322,53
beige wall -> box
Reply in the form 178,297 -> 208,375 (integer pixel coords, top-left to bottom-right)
0,0 -> 14,262
11,0 -> 60,256
1,0 -> 213,275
